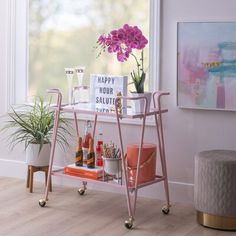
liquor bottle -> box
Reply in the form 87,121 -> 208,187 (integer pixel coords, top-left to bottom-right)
75,136 -> 83,166
82,120 -> 92,164
96,133 -> 103,167
87,138 -> 95,168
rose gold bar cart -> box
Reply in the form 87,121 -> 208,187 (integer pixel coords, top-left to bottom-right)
39,88 -> 170,229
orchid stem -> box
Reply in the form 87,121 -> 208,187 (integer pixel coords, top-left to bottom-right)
131,53 -> 140,77
141,50 -> 144,72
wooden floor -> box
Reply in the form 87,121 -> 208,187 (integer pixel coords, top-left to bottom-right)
0,177 -> 235,236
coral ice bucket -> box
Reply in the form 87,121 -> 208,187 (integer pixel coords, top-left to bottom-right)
126,143 -> 156,187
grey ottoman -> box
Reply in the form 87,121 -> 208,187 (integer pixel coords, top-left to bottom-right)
194,150 -> 236,230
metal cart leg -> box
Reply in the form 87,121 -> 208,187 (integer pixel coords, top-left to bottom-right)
39,89 -> 62,207
132,113 -> 147,217
154,114 -> 170,214
153,92 -> 171,214
124,115 -> 147,229
74,112 -> 79,137
115,109 -> 134,229
115,96 -> 148,229
92,114 -> 98,140
78,181 -> 87,195
72,111 -> 97,196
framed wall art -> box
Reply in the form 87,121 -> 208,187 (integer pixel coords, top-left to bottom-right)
177,22 -> 236,111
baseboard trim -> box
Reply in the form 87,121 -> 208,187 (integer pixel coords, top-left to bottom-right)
0,159 -> 194,204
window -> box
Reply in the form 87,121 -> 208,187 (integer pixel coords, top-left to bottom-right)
6,0 -> 28,106
8,0 -> 160,106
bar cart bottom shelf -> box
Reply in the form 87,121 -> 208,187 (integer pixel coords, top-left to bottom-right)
38,170 -> 171,229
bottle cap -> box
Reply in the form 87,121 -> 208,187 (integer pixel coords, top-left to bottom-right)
98,141 -> 103,145
87,120 -> 92,128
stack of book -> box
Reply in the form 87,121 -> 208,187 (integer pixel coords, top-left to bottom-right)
64,164 -> 104,180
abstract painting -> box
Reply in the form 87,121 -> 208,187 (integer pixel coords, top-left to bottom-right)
177,22 -> 236,110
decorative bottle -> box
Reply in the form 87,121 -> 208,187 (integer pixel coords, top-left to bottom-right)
96,133 -> 103,167
87,138 -> 95,168
75,137 -> 83,166
82,120 -> 92,164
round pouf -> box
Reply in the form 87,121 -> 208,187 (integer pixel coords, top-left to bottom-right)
194,150 -> 236,230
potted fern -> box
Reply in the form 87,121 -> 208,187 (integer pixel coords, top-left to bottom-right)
2,96 -> 70,166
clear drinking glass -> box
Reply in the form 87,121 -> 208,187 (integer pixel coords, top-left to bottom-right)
75,66 -> 89,103
64,68 -> 74,105
80,86 -> 90,103
75,66 -> 85,87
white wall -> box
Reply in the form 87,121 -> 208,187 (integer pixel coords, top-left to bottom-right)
160,0 -> 236,200
0,0 -> 8,116
1,0 -> 236,204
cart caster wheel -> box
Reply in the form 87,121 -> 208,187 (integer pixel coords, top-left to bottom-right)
78,188 -> 85,195
162,205 -> 170,214
124,218 -> 133,229
39,199 -> 46,207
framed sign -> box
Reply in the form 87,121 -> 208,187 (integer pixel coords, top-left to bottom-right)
177,22 -> 236,111
90,74 -> 128,112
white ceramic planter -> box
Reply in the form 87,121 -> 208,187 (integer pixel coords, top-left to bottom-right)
131,92 -> 152,113
26,143 -> 51,167
102,157 -> 122,176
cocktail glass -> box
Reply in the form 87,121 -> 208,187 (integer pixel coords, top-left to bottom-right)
64,68 -> 74,105
75,66 -> 85,87
75,66 -> 88,103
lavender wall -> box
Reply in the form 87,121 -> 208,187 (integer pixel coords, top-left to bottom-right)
159,0 -> 236,201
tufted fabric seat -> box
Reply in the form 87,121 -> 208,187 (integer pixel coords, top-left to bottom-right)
194,150 -> 236,230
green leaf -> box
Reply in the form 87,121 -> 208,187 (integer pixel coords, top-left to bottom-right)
2,95 -> 71,154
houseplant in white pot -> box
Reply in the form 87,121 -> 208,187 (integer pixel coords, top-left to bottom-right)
2,96 -> 70,166
97,24 -> 151,113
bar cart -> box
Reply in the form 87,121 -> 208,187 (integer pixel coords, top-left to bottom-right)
39,89 -> 170,229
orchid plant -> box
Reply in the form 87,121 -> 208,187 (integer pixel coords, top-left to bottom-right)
97,24 -> 148,93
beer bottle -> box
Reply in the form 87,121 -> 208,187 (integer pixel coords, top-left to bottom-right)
96,133 -> 103,167
87,138 -> 95,168
82,120 -> 92,164
75,137 -> 83,166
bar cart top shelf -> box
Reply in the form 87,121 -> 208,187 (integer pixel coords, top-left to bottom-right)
56,103 -> 168,118
48,88 -> 169,118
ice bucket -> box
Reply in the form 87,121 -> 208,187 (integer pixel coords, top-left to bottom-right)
126,144 -> 156,187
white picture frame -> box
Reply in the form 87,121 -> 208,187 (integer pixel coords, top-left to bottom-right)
90,74 -> 128,112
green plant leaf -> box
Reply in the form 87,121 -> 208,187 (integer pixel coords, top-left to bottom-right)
2,95 -> 71,154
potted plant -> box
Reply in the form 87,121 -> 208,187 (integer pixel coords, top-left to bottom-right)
2,96 -> 70,166
97,24 -> 151,113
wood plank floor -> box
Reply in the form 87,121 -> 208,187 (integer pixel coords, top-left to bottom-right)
0,177 -> 235,236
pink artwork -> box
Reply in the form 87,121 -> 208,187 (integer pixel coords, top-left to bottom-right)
177,22 -> 236,110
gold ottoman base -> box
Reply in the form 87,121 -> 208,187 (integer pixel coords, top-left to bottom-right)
197,211 -> 236,230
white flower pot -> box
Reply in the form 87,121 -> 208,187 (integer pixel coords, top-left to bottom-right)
131,92 -> 152,113
26,143 -> 51,167
102,157 -> 122,176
